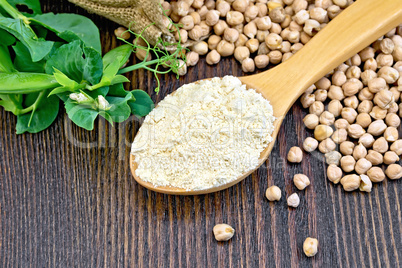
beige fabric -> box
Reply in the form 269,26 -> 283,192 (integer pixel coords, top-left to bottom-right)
69,0 -> 175,46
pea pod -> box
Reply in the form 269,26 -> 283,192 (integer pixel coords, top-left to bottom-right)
0,44 -> 16,73
0,73 -> 59,94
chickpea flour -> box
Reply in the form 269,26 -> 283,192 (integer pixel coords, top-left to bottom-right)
131,76 -> 275,190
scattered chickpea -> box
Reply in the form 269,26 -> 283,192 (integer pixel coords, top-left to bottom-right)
241,58 -> 255,72
359,175 -> 373,193
352,143 -> 367,160
287,193 -> 300,208
186,51 -> 199,66
114,27 -> 130,40
331,129 -> 347,144
287,146 -> 303,163
192,41 -> 208,55
234,46 -> 250,63
390,140 -> 402,155
373,137 -> 389,154
340,174 -> 361,191
366,150 -> 384,166
355,158 -> 372,175
383,151 -> 400,165
327,164 -> 343,184
254,55 -> 269,69
213,224 -> 235,241
359,133 -> 375,148
293,174 -> 310,190
385,164 -> 402,180
303,237 -> 318,257
303,137 -> 318,152
340,141 -> 354,156
217,40 -> 235,56
367,167 -> 386,182
266,185 -> 282,201
206,49 -> 221,64
325,151 -> 342,166
340,155 -> 356,173
319,138 -> 336,154
314,124 -> 334,141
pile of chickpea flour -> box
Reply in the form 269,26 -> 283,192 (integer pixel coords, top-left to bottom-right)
131,76 -> 275,190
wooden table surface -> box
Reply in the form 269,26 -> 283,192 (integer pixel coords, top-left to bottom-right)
1,1 -> 402,267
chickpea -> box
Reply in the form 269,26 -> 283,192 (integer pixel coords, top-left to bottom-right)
258,43 -> 269,55
376,54 -> 394,68
287,146 -> 303,163
303,114 -> 319,129
359,133 -> 375,148
288,30 -> 300,43
254,55 -> 269,69
255,16 -> 272,30
309,101 -> 324,116
246,39 -> 259,53
257,30 -> 269,43
208,35 -> 221,50
287,193 -> 300,208
331,129 -> 347,144
206,49 -> 221,65
269,50 -> 283,64
353,143 -> 367,160
217,40 -> 235,57
244,5 -> 259,22
213,20 -> 228,35
175,1 -> 190,16
358,88 -> 374,101
190,12 -> 201,25
213,224 -> 235,241
293,174 -> 310,190
390,140 -> 402,155
373,137 -> 389,154
114,27 -> 130,40
216,0 -> 230,16
374,89 -> 394,109
347,124 -> 366,139
314,124 -> 333,141
232,0 -> 248,12
186,51 -> 199,66
346,66 -> 361,79
385,164 -> 402,180
367,120 -> 387,136
379,66 -> 400,84
256,3 -> 268,17
328,100 -> 343,117
355,158 -> 372,175
309,7 -> 327,23
227,11 -> 245,26
341,174 -> 361,191
366,150 -> 384,166
384,151 -> 400,165
342,78 -> 363,96
189,25 -> 204,41
294,10 -> 309,25
363,58 -> 377,71
244,22 -> 257,39
367,167 -> 386,182
327,164 -> 343,184
327,5 -> 341,19
303,19 -> 320,36
355,113 -> 372,128
242,57 -> 255,72
303,137 -> 318,152
343,96 -> 359,109
341,107 -> 357,124
325,151 -> 342,166
223,28 -> 240,43
368,77 -> 387,94
385,113 -> 401,127
384,127 -> 399,142
234,46 -> 250,63
319,111 -> 335,125
270,7 -> 286,23
370,106 -> 387,120
359,174 -> 373,193
266,185 -> 282,201
180,15 -> 195,30
265,33 -> 282,50
357,100 -> 373,114
359,47 -> 375,61
235,34 -> 248,47
192,0 -> 204,9
334,119 -> 349,130
340,155 -> 356,173
319,138 -> 336,154
303,237 -> 318,257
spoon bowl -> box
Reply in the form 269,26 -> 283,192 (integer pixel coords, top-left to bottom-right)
130,0 -> 402,195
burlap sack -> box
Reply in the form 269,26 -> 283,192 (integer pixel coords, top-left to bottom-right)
69,0 -> 176,46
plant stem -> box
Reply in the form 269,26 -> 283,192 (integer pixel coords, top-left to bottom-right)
0,0 -> 30,24
117,58 -> 160,74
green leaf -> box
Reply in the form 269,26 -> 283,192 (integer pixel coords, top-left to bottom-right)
64,98 -> 98,130
105,93 -> 133,123
0,44 -> 16,72
108,83 -> 129,97
111,74 -> 130,85
0,72 -> 59,94
31,13 -> 101,52
0,17 -> 53,62
129,90 -> 154,117
0,94 -> 22,114
16,93 -> 59,134
83,47 -> 103,85
0,28 -> 16,46
12,41 -> 45,72
45,40 -> 85,82
7,0 -> 42,16
102,44 -> 132,69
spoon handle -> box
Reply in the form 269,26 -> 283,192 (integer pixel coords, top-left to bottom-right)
254,0 -> 402,116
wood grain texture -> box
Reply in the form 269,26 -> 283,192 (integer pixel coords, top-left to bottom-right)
0,1 -> 402,267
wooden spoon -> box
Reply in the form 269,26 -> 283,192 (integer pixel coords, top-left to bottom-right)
130,0 -> 402,195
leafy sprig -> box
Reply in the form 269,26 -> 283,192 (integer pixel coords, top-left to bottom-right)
0,0 -> 186,134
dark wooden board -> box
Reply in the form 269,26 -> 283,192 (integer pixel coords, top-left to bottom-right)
1,1 -> 401,267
